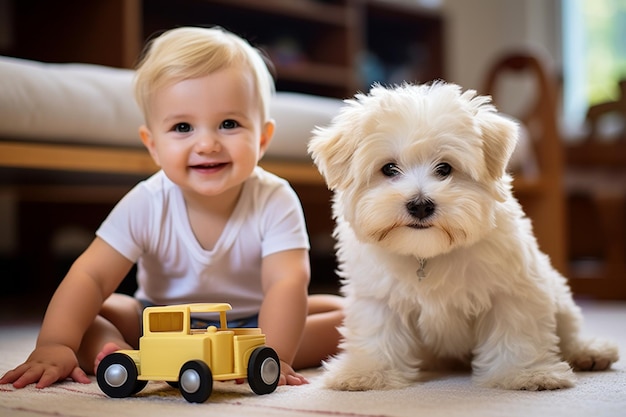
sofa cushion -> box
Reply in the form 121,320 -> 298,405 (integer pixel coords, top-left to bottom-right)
0,55 -> 344,160
0,55 -> 142,147
0,55 -> 535,173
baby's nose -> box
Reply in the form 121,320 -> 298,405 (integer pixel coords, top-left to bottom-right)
196,133 -> 221,152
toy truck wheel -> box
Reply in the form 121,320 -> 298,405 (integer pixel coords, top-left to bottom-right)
178,360 -> 213,403
247,347 -> 280,395
97,353 -> 147,398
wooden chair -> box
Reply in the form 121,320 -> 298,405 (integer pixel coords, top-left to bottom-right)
482,51 -> 567,274
565,79 -> 626,299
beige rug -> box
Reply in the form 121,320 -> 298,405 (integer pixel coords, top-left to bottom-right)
1,300 -> 625,417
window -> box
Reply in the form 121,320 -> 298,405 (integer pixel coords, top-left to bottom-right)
149,311 -> 184,333
562,0 -> 626,138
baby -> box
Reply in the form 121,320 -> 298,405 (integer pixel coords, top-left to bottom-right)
1,26 -> 343,389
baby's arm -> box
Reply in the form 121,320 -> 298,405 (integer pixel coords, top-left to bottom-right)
259,248 -> 310,386
0,237 -> 133,388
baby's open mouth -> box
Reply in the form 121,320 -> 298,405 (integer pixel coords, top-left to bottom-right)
190,162 -> 227,169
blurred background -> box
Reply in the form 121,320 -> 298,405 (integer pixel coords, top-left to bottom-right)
0,0 -> 624,306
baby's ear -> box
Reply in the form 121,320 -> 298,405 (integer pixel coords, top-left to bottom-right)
478,111 -> 519,181
139,125 -> 161,166
258,119 -> 275,159
308,107 -> 360,191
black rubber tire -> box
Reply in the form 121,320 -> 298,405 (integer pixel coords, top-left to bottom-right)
132,379 -> 148,395
178,360 -> 213,403
97,352 -> 146,398
247,347 -> 280,395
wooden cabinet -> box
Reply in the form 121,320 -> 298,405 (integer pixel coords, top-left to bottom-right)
142,0 -> 359,97
11,0 -> 142,70
358,1 -> 444,90
6,0 -> 444,98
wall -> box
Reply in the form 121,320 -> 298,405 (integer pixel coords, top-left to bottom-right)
442,0 -> 562,93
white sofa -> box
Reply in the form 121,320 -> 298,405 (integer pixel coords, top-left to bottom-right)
0,55 -> 344,180
0,54 -> 540,178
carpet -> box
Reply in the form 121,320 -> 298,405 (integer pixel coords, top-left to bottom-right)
1,300 -> 625,417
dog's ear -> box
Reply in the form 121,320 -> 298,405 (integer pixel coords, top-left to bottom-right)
308,103 -> 361,190
463,89 -> 519,182
478,111 -> 519,181
308,125 -> 355,190
459,90 -> 519,185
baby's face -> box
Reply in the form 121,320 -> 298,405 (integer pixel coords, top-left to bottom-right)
140,66 -> 273,202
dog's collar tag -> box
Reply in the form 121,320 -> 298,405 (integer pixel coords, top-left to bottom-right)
417,258 -> 427,281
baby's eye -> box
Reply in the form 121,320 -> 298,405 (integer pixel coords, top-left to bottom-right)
220,119 -> 239,130
381,162 -> 401,177
435,162 -> 452,178
173,123 -> 192,133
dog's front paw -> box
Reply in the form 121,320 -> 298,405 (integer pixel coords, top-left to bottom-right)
479,361 -> 576,391
323,354 -> 413,391
565,338 -> 619,371
325,369 -> 396,391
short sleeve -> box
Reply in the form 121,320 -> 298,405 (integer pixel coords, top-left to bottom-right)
96,182 -> 154,262
259,181 -> 310,257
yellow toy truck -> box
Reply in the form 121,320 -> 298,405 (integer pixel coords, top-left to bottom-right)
96,303 -> 280,403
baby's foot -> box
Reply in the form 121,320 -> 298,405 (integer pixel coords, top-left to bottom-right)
94,342 -> 123,374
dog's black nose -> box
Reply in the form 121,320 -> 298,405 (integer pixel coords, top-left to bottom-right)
406,199 -> 436,220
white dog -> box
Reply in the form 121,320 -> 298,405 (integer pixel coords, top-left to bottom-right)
308,82 -> 619,391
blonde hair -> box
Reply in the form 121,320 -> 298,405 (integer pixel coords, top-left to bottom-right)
134,26 -> 275,122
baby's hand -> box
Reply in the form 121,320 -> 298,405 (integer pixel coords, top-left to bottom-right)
0,344 -> 91,389
231,360 -> 307,386
278,361 -> 308,386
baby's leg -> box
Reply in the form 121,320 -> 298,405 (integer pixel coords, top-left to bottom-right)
76,293 -> 142,374
293,294 -> 344,370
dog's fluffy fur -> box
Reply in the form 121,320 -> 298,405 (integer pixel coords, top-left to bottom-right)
308,82 -> 619,391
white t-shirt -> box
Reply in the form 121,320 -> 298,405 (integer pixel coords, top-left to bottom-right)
96,167 -> 310,319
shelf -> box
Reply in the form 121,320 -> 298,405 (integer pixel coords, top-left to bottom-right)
361,0 -> 445,87
207,0 -> 351,27
5,0 -> 443,99
139,0 -> 371,97
277,63 -> 355,88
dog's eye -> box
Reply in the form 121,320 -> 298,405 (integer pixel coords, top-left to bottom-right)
435,162 -> 452,178
381,163 -> 401,177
